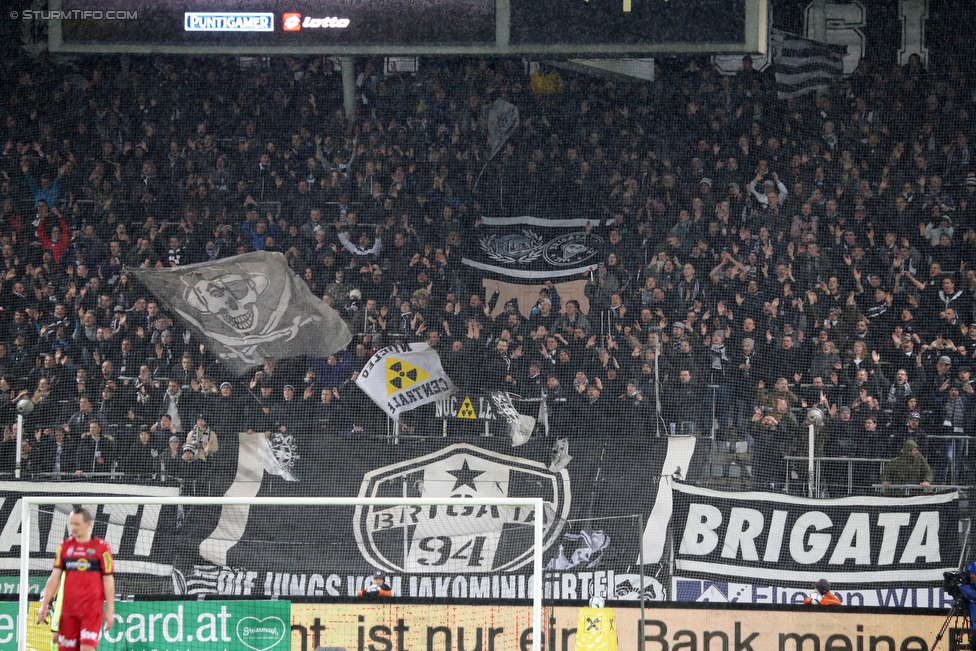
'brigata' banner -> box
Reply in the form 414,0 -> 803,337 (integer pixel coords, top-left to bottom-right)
185,436 -> 665,601
0,440 -> 957,606
461,216 -> 606,281
671,483 -> 960,588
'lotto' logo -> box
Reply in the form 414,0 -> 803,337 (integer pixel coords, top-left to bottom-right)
282,13 -> 301,30
302,16 -> 351,28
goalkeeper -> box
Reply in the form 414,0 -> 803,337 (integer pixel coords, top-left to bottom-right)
37,507 -> 115,651
358,570 -> 392,598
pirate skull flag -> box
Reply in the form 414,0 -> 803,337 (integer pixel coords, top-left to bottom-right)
130,251 -> 352,375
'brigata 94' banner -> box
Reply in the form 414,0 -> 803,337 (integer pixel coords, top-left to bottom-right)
671,483 -> 960,588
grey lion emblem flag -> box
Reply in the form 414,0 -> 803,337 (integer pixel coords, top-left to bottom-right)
130,251 -> 352,375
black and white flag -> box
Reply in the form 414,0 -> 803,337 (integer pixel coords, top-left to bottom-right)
130,251 -> 352,375
461,216 -> 606,282
771,28 -> 847,99
488,390 -> 535,447
548,437 -> 572,472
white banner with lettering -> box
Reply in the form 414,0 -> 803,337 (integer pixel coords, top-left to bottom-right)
671,483 -> 960,587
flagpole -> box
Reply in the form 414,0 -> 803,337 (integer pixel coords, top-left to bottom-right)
473,160 -> 490,193
654,333 -> 662,437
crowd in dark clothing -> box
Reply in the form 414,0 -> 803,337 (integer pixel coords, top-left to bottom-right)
0,51 -> 974,493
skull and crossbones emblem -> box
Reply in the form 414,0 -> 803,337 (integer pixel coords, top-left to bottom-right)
184,274 -> 270,334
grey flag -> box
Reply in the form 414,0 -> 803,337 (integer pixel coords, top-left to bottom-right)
130,251 -> 352,376
488,390 -> 534,447
475,99 -> 520,192
487,99 -> 520,160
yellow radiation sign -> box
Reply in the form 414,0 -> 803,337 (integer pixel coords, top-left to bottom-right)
575,607 -> 617,651
456,396 -> 478,419
386,357 -> 432,394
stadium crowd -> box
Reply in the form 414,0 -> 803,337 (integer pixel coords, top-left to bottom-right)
0,51 -> 973,493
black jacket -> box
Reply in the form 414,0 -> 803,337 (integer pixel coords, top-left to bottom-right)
121,440 -> 159,477
74,434 -> 117,474
484,350 -> 518,393
613,390 -> 647,435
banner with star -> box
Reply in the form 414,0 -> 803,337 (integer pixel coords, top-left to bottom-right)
1,434 -> 954,606
178,434 -> 674,601
355,342 -> 457,421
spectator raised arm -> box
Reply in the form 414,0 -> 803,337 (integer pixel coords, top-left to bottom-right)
36,210 -> 70,265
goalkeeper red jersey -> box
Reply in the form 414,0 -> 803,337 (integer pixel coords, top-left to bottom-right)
54,536 -> 114,614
